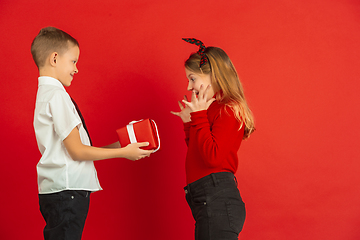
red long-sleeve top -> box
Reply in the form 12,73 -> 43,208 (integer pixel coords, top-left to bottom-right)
184,101 -> 244,185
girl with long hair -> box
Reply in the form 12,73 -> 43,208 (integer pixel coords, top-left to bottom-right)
171,38 -> 255,240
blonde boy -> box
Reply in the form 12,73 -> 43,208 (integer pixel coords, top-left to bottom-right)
31,27 -> 152,240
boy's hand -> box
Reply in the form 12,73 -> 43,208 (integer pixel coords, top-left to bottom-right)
171,95 -> 191,123
123,142 -> 153,161
182,84 -> 215,113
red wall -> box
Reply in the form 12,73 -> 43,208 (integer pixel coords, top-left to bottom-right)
1,0 -> 360,239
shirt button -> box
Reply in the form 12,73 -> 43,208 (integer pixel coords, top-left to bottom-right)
71,196 -> 74,199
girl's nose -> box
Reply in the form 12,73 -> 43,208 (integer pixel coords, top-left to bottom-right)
187,81 -> 193,91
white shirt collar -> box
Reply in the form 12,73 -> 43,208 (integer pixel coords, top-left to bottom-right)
38,76 -> 65,91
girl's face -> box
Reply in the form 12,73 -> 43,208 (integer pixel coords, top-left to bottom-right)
185,68 -> 215,99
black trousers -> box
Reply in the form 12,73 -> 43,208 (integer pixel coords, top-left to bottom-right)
184,172 -> 246,240
39,190 -> 91,240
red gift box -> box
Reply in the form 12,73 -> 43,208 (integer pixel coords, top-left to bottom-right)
116,119 -> 160,152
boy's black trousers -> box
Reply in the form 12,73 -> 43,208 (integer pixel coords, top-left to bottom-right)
39,190 -> 91,240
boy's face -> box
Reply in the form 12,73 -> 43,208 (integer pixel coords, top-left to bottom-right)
55,44 -> 79,87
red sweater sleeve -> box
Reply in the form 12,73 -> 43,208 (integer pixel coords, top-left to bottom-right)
190,107 -> 242,168
183,122 -> 191,146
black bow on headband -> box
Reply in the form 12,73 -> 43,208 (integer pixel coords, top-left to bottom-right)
182,38 -> 208,68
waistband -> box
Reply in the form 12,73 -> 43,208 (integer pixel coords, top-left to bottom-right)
184,172 -> 236,193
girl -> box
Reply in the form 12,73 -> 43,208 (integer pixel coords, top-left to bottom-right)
171,38 -> 255,240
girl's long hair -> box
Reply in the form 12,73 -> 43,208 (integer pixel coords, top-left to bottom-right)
185,47 -> 255,139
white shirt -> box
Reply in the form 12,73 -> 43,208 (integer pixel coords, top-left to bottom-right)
34,76 -> 102,194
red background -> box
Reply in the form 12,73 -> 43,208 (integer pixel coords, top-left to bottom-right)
1,0 -> 360,239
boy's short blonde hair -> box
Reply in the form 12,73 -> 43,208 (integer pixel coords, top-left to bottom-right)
31,27 -> 79,69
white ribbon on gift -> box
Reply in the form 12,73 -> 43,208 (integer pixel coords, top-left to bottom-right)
126,119 -> 161,152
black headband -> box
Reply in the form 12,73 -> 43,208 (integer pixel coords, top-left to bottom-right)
182,38 -> 208,68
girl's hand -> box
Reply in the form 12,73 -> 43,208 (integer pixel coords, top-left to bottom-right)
171,95 -> 191,123
182,84 -> 215,112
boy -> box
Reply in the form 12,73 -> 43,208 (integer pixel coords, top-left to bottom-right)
31,27 -> 153,240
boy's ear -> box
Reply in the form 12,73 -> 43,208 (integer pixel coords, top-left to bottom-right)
49,52 -> 58,67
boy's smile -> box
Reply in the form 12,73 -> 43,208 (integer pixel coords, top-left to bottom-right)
55,44 -> 79,87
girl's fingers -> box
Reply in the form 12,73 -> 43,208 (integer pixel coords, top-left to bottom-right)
191,90 -> 197,103
202,85 -> 207,100
200,84 -> 212,101
182,99 -> 192,109
197,84 -> 207,101
204,85 -> 212,100
184,95 -> 189,102
170,111 -> 180,116
178,100 -> 184,110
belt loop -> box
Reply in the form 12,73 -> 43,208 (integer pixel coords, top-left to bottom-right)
234,175 -> 238,187
185,184 -> 191,196
211,173 -> 218,186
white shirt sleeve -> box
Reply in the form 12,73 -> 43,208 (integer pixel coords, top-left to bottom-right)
49,90 -> 81,141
